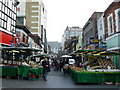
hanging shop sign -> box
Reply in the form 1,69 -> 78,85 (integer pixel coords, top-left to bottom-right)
92,39 -> 99,43
89,37 -> 94,44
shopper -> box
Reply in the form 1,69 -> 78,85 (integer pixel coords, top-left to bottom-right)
42,58 -> 49,81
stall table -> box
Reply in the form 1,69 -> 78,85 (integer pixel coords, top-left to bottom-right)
69,68 -> 120,84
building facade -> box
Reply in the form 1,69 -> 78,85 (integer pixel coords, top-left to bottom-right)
82,12 -> 103,50
104,1 -> 120,68
61,26 -> 82,51
0,0 -> 19,47
17,0 -> 47,53
48,41 -> 61,54
97,13 -> 107,50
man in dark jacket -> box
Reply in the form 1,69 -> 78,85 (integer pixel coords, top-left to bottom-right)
42,58 -> 49,81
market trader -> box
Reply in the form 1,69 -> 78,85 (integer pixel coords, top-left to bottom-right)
42,58 -> 49,81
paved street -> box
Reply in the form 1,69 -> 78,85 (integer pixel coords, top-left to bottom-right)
1,69 -> 120,88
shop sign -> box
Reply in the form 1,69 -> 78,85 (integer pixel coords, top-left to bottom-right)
89,37 -> 94,44
92,39 -> 99,43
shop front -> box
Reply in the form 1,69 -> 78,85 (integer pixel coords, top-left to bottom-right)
106,33 -> 120,68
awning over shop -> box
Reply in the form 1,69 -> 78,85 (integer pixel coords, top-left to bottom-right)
94,51 -> 120,56
70,50 -> 105,55
70,49 -> 120,56
1,47 -> 42,52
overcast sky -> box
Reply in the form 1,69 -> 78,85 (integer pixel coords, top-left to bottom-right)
42,0 -> 113,42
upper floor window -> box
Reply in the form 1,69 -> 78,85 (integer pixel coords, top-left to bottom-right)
107,14 -> 114,35
109,17 -> 113,33
118,12 -> 120,31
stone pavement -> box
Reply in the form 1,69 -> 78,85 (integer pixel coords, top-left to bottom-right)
1,68 -> 120,88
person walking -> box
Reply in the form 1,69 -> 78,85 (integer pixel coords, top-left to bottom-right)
42,58 -> 49,81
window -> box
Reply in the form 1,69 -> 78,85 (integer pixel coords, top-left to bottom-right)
1,20 -> 4,27
0,2 -> 2,11
13,21 -> 15,26
108,14 -> 114,35
17,17 -> 24,25
14,7 -> 16,13
0,11 -> 1,18
11,12 -> 14,19
0,19 -> 1,27
7,17 -> 11,31
7,8 -> 10,16
14,14 -> 16,20
2,12 -> 4,19
2,4 -> 5,12
4,21 -> 7,29
2,0 -> 5,4
118,12 -> 120,31
5,6 -> 7,14
9,10 -> 12,17
109,17 -> 113,34
4,0 -> 7,5
4,15 -> 7,21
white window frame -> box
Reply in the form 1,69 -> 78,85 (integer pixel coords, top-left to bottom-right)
107,13 -> 114,36
115,8 -> 120,32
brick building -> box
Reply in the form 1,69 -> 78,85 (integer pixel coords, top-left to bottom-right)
104,1 -> 120,68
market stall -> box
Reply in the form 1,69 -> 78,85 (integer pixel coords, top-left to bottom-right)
0,47 -> 44,80
69,50 -> 120,84
69,67 -> 120,84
